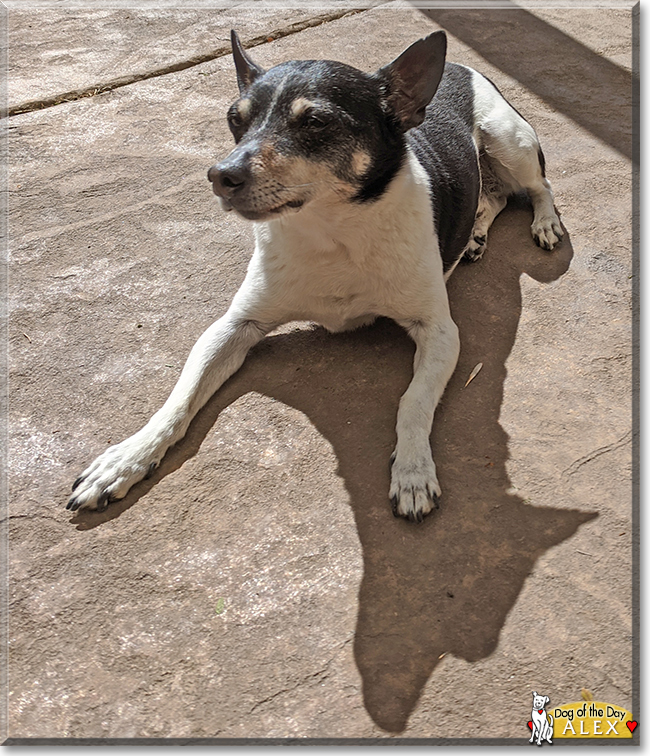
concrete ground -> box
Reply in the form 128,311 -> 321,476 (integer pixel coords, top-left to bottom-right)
5,1 -> 636,742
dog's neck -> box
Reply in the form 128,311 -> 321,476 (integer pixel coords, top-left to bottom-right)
254,148 -> 432,261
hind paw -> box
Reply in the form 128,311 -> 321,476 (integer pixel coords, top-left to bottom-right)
463,234 -> 487,263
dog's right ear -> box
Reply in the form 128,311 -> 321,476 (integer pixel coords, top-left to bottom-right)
231,30 -> 265,93
377,31 -> 447,131
532,691 -> 537,697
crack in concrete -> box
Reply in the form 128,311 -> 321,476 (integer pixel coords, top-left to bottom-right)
5,7 -> 379,119
249,667 -> 330,715
249,636 -> 352,715
1,513 -> 61,524
562,429 -> 632,479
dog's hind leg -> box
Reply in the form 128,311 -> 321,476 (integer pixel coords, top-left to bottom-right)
506,142 -> 563,251
483,128 -> 563,251
463,152 -> 508,262
482,129 -> 563,251
470,69 -> 564,250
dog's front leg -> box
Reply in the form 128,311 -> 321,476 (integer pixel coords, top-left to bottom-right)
67,310 -> 274,511
390,315 -> 460,522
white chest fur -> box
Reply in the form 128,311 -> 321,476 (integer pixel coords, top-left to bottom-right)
241,149 -> 447,330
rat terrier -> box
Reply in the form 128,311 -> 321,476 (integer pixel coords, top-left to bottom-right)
68,30 -> 563,522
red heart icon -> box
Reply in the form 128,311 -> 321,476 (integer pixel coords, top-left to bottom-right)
527,721 -> 533,730
626,721 -> 638,733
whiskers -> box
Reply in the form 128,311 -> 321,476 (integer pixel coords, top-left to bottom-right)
283,178 -> 355,202
281,181 -> 317,189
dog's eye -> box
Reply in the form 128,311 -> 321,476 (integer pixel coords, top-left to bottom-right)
228,111 -> 244,128
303,112 -> 329,130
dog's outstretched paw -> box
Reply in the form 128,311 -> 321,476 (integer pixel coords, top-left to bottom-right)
531,214 -> 563,251
389,452 -> 441,523
66,433 -> 161,512
463,234 -> 487,263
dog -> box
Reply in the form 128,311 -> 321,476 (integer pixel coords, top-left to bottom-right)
67,29 -> 563,522
530,692 -> 554,745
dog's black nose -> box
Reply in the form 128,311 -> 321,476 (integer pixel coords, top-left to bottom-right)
208,161 -> 249,197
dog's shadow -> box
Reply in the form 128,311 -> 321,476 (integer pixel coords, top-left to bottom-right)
72,198 -> 595,733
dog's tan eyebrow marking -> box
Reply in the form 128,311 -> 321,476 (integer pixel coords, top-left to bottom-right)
290,97 -> 315,118
237,98 -> 251,119
351,150 -> 371,176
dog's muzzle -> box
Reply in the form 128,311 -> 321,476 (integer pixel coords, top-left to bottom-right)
207,146 -> 306,219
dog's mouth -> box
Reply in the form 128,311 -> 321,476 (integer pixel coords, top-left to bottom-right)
216,194 -> 306,220
269,198 -> 305,213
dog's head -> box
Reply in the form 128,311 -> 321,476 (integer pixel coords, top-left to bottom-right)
207,30 -> 447,221
532,692 -> 550,710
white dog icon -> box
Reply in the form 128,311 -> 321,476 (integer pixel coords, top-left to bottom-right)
530,692 -> 554,745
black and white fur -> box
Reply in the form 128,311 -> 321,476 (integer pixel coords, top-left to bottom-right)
68,31 -> 563,522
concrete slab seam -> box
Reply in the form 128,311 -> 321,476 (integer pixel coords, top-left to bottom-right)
4,6 -> 382,119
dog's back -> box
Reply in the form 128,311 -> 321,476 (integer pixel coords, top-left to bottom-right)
408,62 -> 481,273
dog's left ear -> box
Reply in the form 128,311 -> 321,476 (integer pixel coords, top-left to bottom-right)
378,31 -> 447,131
231,29 -> 265,93
544,696 -> 550,706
